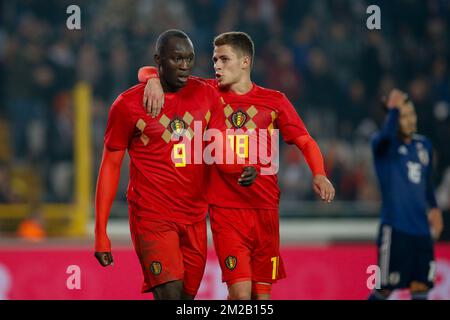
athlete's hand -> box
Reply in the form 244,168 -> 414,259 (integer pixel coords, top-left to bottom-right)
313,175 -> 335,203
428,208 -> 443,240
386,89 -> 407,109
94,231 -> 114,267
95,251 -> 114,267
238,166 -> 258,187
143,78 -> 164,118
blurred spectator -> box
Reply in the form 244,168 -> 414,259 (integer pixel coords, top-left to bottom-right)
437,167 -> 450,211
0,162 -> 17,203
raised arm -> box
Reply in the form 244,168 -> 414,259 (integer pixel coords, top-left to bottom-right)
138,66 -> 164,118
138,66 -> 217,117
372,89 -> 407,155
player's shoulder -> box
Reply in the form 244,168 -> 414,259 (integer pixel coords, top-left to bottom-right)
185,77 -> 220,101
187,76 -> 218,93
120,83 -> 145,100
412,134 -> 432,149
111,83 -> 145,111
254,84 -> 286,101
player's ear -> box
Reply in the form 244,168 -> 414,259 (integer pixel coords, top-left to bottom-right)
154,54 -> 161,66
242,56 -> 251,70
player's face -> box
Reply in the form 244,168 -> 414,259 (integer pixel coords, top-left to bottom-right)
213,45 -> 248,88
399,102 -> 417,137
156,37 -> 195,91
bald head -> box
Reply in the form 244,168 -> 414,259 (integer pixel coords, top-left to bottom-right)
154,29 -> 195,92
156,29 -> 193,56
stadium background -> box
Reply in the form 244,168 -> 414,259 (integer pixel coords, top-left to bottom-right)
0,0 -> 449,299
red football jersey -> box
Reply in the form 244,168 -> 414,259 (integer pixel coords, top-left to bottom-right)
105,77 -> 222,224
206,80 -> 309,209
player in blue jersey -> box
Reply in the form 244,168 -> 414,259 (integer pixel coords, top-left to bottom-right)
368,89 -> 444,300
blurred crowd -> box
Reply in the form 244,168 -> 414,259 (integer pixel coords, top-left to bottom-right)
0,0 -> 449,215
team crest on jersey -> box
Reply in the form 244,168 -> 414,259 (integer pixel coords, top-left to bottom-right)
231,110 -> 248,129
398,145 -> 408,156
417,144 -> 429,166
150,261 -> 162,275
225,256 -> 237,270
169,118 -> 186,137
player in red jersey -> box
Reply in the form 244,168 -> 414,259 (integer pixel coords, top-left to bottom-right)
94,30 -> 256,300
138,32 -> 335,300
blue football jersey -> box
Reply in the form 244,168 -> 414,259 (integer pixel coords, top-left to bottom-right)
371,109 -> 438,236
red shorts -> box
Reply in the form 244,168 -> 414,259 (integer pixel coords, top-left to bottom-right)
209,206 -> 286,285
128,206 -> 207,296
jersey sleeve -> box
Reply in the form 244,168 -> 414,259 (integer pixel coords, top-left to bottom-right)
104,96 -> 135,150
276,94 -> 309,144
371,109 -> 400,156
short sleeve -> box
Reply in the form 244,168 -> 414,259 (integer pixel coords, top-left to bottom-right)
276,94 -> 309,143
104,96 -> 135,150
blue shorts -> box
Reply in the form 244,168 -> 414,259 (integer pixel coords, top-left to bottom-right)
377,225 -> 436,290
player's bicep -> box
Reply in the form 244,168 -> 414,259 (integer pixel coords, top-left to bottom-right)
371,133 -> 391,156
276,94 -> 309,144
104,98 -> 135,150
102,147 -> 126,167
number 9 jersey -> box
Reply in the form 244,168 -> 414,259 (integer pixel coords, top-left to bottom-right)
104,77 -> 223,224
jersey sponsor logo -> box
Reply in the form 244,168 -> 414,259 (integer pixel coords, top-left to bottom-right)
231,110 -> 248,129
150,261 -> 162,275
225,256 -> 237,271
169,118 -> 187,137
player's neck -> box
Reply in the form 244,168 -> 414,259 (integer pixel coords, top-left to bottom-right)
229,75 -> 253,95
400,134 -> 413,144
160,78 -> 183,93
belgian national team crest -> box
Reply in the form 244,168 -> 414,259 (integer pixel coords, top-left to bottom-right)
150,261 -> 162,275
225,256 -> 237,271
231,110 -> 248,129
169,118 -> 187,137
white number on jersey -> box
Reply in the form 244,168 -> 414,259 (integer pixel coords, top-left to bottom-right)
407,161 -> 422,184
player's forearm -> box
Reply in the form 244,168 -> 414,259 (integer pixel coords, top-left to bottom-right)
379,109 -> 400,140
293,135 -> 326,177
138,66 -> 159,82
372,109 -> 400,154
95,170 -> 119,233
94,148 -> 125,248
